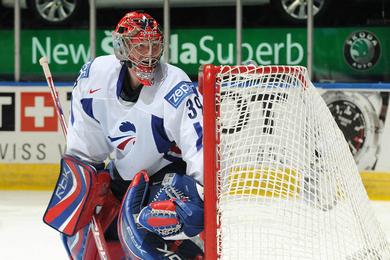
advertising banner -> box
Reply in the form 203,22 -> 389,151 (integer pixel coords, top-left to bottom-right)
318,83 -> 390,199
0,84 -> 71,163
318,85 -> 390,171
9,83 -> 389,166
0,27 -> 389,81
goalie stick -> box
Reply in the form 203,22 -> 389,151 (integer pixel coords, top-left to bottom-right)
39,57 -> 111,260
39,57 -> 67,139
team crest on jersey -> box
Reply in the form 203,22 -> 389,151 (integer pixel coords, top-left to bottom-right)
108,121 -> 137,151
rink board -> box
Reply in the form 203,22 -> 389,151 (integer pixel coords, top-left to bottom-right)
0,164 -> 389,200
0,164 -> 59,190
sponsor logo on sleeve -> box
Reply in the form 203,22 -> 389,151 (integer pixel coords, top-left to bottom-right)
79,59 -> 94,79
164,81 -> 194,108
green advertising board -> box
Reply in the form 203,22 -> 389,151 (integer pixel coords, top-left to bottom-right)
0,27 -> 389,81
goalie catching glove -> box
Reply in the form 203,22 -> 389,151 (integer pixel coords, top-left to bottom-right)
118,170 -> 204,259
138,172 -> 204,240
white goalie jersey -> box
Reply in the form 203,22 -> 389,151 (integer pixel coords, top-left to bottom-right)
66,55 -> 203,184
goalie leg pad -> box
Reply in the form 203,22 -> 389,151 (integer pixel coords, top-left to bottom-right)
62,192 -> 123,260
62,224 -> 91,259
43,155 -> 111,236
117,170 -> 156,259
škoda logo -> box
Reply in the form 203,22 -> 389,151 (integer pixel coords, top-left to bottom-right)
343,31 -> 381,71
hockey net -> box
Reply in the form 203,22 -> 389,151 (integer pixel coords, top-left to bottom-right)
200,64 -> 390,259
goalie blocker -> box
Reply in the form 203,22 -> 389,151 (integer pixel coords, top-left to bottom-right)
43,155 -> 111,236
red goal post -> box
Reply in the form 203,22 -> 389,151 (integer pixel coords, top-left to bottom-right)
199,64 -> 219,260
199,64 -> 390,259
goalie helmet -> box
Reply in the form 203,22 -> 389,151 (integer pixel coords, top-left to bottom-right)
112,11 -> 164,86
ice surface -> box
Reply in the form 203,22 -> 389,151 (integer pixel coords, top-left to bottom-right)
0,191 -> 389,260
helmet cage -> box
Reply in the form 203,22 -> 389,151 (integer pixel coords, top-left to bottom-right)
113,33 -> 163,68
112,12 -> 164,85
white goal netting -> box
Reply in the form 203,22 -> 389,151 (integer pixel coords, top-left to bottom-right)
214,65 -> 390,259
